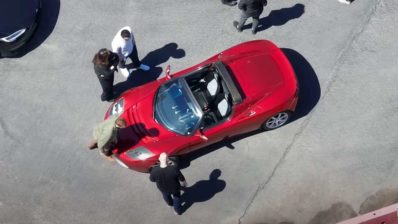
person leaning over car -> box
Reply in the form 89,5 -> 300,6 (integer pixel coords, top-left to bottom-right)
87,116 -> 127,160
150,153 -> 187,215
92,48 -> 119,102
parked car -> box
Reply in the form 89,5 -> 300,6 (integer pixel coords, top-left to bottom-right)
0,0 -> 41,57
106,40 -> 299,172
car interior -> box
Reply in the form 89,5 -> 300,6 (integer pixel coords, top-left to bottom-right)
185,65 -> 233,128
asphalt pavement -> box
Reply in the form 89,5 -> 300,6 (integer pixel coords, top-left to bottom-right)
0,0 -> 397,224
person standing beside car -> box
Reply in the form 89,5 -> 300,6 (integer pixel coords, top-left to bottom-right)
233,0 -> 267,35
92,48 -> 119,102
150,153 -> 187,215
111,26 -> 150,78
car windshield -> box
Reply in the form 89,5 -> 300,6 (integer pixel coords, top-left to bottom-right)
154,79 -> 202,135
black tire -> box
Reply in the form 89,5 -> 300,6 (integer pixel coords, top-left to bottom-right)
261,111 -> 292,131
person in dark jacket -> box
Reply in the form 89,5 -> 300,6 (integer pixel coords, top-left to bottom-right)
92,48 -> 119,102
150,153 -> 187,215
233,0 -> 267,34
221,0 -> 237,6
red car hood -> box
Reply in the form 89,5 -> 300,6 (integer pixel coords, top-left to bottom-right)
227,53 -> 284,99
117,85 -> 175,151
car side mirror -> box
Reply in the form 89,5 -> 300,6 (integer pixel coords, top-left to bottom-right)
166,65 -> 172,79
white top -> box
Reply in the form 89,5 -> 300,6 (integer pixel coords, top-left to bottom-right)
111,26 -> 135,60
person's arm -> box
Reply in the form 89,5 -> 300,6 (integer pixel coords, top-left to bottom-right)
130,32 -> 136,46
149,170 -> 156,182
176,169 -> 187,187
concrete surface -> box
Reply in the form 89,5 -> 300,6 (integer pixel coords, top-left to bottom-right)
0,0 -> 397,224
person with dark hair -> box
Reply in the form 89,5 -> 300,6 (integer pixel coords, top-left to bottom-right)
150,153 -> 187,215
233,0 -> 267,35
111,26 -> 150,78
221,0 -> 237,6
87,116 -> 127,160
92,48 -> 119,102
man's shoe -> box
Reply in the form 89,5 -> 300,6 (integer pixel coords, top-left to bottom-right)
252,29 -> 257,35
233,21 -> 242,32
338,0 -> 352,4
139,64 -> 150,71
223,1 -> 237,6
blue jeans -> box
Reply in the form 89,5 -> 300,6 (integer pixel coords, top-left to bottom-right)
162,191 -> 182,214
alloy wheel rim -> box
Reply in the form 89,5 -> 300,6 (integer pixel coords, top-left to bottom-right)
265,112 -> 289,129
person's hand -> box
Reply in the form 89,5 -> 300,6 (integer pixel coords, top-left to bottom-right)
181,180 -> 188,187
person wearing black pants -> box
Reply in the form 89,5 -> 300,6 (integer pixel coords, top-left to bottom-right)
92,49 -> 119,102
150,153 -> 187,215
233,0 -> 267,34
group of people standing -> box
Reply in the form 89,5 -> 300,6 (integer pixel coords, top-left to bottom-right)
92,26 -> 150,102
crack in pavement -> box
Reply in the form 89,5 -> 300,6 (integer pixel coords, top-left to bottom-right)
237,1 -> 382,223
0,118 -> 22,145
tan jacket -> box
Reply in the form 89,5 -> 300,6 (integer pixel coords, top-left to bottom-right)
93,115 -> 119,153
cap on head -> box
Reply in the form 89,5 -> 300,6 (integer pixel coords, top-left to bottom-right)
158,153 -> 168,168
121,29 -> 131,39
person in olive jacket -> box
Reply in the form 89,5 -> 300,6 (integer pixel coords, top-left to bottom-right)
233,0 -> 267,34
92,48 -> 119,102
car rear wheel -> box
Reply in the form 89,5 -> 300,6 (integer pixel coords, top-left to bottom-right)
261,111 -> 292,131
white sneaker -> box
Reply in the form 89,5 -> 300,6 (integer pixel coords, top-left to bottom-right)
120,68 -> 130,78
338,0 -> 351,4
139,64 -> 150,71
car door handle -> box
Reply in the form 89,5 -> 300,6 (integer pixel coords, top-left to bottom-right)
248,110 -> 256,116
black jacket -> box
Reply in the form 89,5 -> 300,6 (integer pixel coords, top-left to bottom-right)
238,0 -> 267,17
150,165 -> 186,195
93,53 -> 119,80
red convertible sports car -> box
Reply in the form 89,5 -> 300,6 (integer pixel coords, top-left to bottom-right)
105,40 -> 299,172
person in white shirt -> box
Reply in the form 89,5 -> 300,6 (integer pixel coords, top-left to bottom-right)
111,26 -> 150,78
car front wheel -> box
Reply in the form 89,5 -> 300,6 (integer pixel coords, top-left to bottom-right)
261,111 -> 292,131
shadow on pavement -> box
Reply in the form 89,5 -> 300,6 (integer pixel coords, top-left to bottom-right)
181,169 -> 226,214
308,202 -> 357,224
242,4 -> 305,33
9,0 -> 60,58
113,42 -> 185,97
282,48 -> 321,122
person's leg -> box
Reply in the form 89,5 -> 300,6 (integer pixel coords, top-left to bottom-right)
98,76 -> 114,101
171,192 -> 182,215
251,16 -> 260,34
161,191 -> 173,206
234,13 -> 249,32
128,46 -> 150,71
128,46 -> 141,68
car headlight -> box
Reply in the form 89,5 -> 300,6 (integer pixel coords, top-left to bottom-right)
0,28 -> 27,43
109,98 -> 124,116
126,147 -> 154,160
